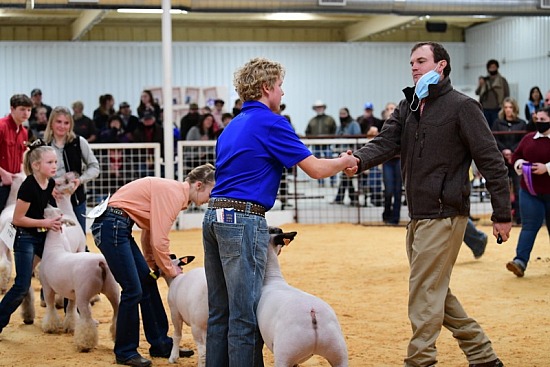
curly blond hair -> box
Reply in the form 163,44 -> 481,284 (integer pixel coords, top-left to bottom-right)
233,57 -> 285,102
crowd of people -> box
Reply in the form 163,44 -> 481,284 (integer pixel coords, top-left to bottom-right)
1,42 -> 549,367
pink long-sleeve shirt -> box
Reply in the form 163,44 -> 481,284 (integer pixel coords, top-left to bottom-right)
108,177 -> 190,277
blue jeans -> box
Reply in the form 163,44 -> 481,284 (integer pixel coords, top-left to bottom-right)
514,189 -> 550,269
202,205 -> 269,367
463,218 -> 487,257
73,199 -> 87,234
91,211 -> 172,361
0,230 -> 44,331
382,158 -> 402,223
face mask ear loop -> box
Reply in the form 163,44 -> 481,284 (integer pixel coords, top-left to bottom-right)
410,93 -> 420,112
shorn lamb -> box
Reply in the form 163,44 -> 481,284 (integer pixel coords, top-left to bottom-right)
0,173 -> 25,294
39,203 -> 119,352
165,256 -> 208,366
257,228 -> 349,367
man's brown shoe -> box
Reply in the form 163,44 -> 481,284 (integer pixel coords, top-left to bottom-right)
506,260 -> 525,277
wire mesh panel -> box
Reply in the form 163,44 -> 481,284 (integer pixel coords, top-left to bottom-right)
87,143 -> 162,206
87,136 -> 522,228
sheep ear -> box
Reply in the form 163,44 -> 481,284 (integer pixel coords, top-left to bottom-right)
178,256 -> 195,267
273,231 -> 297,247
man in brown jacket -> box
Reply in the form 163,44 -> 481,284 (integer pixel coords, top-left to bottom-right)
347,42 -> 512,367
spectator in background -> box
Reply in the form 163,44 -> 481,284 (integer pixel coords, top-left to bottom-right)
475,59 -> 509,128
506,106 -> 550,278
118,101 -> 139,141
492,97 -> 528,224
305,100 -> 337,187
380,102 -> 402,224
44,106 -> 100,233
220,113 -> 233,131
524,86 -> 544,128
137,90 -> 162,125
357,102 -> 382,137
179,103 -> 201,142
93,93 -> 115,134
28,106 -> 48,142
232,98 -> 242,116
200,105 -> 212,115
331,107 -> 361,205
211,98 -> 226,136
0,94 -> 32,213
72,100 -> 97,143
99,114 -> 130,143
357,102 -> 384,207
29,88 -> 52,124
184,113 -> 215,171
133,112 -> 164,178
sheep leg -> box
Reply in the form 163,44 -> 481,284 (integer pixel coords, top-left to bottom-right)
191,324 -> 206,367
63,299 -> 77,333
74,294 -> 98,352
41,284 -> 61,333
168,309 -> 183,363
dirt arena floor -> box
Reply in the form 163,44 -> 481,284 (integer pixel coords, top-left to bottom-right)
0,223 -> 548,367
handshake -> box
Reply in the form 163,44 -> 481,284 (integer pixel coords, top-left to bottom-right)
338,150 -> 360,177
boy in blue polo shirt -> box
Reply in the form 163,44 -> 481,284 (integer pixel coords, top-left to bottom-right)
202,57 -> 357,367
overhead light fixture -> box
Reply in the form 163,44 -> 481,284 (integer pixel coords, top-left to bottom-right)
117,9 -> 187,15
265,13 -> 315,21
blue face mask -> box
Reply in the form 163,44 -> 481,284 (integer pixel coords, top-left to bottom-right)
410,64 -> 442,111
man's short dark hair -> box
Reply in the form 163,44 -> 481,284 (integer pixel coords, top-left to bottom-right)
411,42 -> 451,78
486,59 -> 499,69
10,94 -> 32,108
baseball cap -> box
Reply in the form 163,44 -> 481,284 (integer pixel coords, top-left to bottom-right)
31,88 -> 42,97
214,99 -> 225,105
142,111 -> 155,120
364,102 -> 374,110
119,101 -> 130,108
189,103 -> 199,110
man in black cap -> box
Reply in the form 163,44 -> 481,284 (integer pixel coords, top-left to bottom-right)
29,88 -> 52,124
118,101 -> 139,139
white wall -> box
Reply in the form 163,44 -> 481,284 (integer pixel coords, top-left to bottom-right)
0,41 -> 466,134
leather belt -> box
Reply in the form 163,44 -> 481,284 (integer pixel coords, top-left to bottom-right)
106,206 -> 129,218
208,198 -> 266,217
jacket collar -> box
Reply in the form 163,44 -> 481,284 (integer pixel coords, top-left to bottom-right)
402,76 -> 453,104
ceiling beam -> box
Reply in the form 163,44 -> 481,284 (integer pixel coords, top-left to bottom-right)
71,9 -> 108,41
344,15 -> 417,41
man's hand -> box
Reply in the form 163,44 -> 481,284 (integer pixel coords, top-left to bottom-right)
339,150 -> 358,176
531,162 -> 548,175
493,222 -> 512,243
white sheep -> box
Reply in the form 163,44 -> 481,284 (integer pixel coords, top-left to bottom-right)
0,173 -> 36,325
166,257 -> 208,365
257,228 -> 349,367
0,173 -> 25,294
39,205 -> 120,352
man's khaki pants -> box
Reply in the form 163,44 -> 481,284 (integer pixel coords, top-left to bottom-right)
404,216 -> 497,367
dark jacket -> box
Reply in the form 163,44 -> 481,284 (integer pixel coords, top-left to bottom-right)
353,77 -> 511,222
491,118 -> 527,152
62,137 -> 86,206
